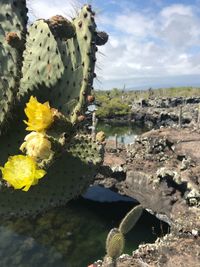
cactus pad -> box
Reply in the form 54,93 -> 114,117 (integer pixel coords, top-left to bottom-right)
106,231 -> 125,259
0,0 -> 28,133
19,19 -> 65,100
0,133 -> 103,218
119,205 -> 143,235
18,5 -> 98,124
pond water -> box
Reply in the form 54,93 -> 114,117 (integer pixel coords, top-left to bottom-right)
0,186 -> 169,267
97,122 -> 149,144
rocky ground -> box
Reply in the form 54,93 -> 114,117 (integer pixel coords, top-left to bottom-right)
101,96 -> 200,129
94,234 -> 200,267
92,125 -> 200,267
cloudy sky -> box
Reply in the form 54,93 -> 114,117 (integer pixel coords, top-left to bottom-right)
27,0 -> 200,90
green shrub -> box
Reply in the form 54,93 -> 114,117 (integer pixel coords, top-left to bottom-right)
96,96 -> 130,118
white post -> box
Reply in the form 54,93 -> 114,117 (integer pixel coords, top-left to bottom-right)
92,111 -> 98,140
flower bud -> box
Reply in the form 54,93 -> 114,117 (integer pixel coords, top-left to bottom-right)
20,132 -> 52,160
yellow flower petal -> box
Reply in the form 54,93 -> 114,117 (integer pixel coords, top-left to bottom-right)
24,96 -> 54,132
35,169 -> 46,179
20,132 -> 52,160
22,182 -> 32,192
0,155 -> 46,191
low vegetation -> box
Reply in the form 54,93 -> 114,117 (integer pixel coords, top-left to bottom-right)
95,88 -> 131,118
95,87 -> 200,119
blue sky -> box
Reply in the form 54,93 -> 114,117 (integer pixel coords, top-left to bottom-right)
27,0 -> 200,90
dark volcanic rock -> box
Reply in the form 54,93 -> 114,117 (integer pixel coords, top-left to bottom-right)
98,96 -> 200,128
93,126 -> 200,267
128,96 -> 200,128
95,234 -> 200,267
95,127 -> 200,230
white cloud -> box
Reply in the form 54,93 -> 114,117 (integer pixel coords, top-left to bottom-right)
27,1 -> 200,89
96,3 -> 200,88
160,4 -> 193,17
27,0 -> 84,20
159,15 -> 199,47
114,12 -> 155,37
158,4 -> 200,48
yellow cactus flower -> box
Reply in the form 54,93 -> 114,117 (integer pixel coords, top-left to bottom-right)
0,155 -> 46,192
24,96 -> 54,132
20,132 -> 52,160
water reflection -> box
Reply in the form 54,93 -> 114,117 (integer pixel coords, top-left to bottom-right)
0,226 -> 65,267
97,122 -> 149,144
83,185 -> 135,202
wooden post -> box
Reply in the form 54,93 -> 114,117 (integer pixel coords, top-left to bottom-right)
114,134 -> 118,149
197,104 -> 200,129
140,98 -> 143,108
179,105 -> 182,128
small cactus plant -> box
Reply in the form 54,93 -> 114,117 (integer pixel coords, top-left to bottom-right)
0,0 -> 108,217
104,205 -> 143,265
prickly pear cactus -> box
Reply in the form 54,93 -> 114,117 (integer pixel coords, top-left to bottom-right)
103,205 -> 143,264
0,133 -> 103,218
0,1 -> 108,217
0,0 -> 28,133
18,4 -> 98,124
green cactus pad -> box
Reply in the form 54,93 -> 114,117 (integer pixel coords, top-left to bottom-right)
60,4 -> 97,124
19,19 -> 65,100
106,228 -> 120,252
0,0 -> 28,133
18,5 -> 97,124
106,231 -> 125,259
119,205 -> 143,235
0,132 -> 103,218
